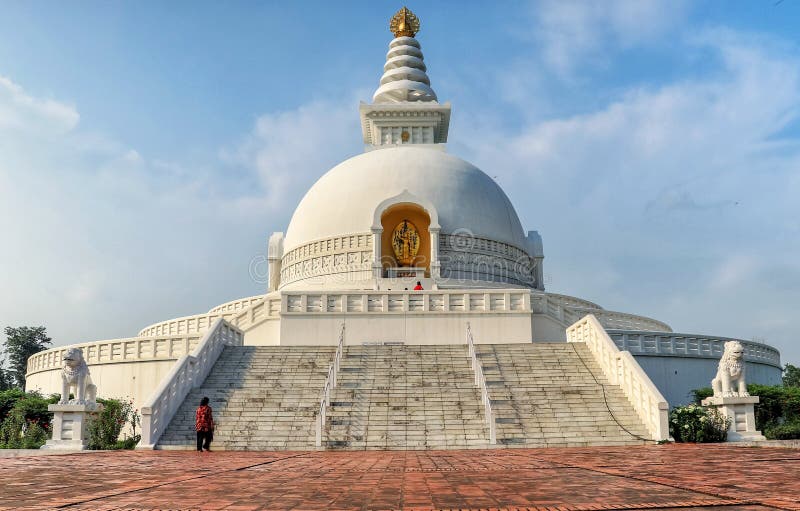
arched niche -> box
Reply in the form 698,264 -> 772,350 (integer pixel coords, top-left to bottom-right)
371,190 -> 441,279
381,203 -> 431,273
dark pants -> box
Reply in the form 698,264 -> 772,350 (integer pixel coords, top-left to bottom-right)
196,430 -> 212,451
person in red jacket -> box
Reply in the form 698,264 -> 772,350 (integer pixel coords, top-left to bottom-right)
413,281 -> 423,291
195,396 -> 214,452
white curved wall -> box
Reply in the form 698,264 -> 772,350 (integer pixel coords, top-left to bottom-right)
26,335 -> 203,413
608,330 -> 783,406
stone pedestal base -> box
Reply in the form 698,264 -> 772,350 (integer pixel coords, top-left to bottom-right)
386,267 -> 426,279
41,403 -> 101,450
702,395 -> 766,442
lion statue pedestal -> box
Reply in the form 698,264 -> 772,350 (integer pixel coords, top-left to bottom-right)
701,341 -> 765,442
41,403 -> 102,450
701,395 -> 765,442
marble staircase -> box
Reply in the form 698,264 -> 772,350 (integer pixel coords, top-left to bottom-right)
156,343 -> 649,450
323,345 -> 489,450
477,343 -> 649,447
157,346 -> 335,450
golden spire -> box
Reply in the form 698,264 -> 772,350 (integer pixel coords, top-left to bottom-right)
390,7 -> 420,38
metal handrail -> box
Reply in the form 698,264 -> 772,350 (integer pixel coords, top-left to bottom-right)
466,322 -> 496,444
315,323 -> 346,447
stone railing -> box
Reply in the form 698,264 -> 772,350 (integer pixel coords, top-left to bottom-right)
228,296 -> 281,331
531,292 -> 672,333
26,334 -> 204,376
315,323 -> 346,447
606,330 -> 781,367
542,293 -> 603,310
283,289 -> 531,315
567,314 -> 670,441
137,319 -> 243,449
588,310 -> 672,333
138,296 -> 280,337
207,295 -> 266,314
138,312 -> 230,337
466,322 -> 496,445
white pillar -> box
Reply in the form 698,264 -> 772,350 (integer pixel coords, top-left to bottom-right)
267,232 -> 284,292
429,227 -> 441,280
371,227 -> 383,285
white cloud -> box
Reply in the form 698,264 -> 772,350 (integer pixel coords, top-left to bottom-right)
0,75 -> 79,134
0,77 -> 368,349
709,255 -> 759,291
532,0 -> 689,76
223,98 -> 362,214
459,29 -> 800,360
0,78 -> 269,345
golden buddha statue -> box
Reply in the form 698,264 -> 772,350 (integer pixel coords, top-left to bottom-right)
391,219 -> 420,266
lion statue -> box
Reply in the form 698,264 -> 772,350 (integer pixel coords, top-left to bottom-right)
712,341 -> 749,398
59,348 -> 97,406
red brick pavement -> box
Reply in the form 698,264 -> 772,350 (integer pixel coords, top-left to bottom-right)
0,445 -> 798,511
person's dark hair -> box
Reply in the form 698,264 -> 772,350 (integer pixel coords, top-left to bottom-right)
200,396 -> 209,406
416,281 -> 421,285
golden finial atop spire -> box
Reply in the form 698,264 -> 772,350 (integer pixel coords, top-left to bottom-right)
390,7 -> 420,38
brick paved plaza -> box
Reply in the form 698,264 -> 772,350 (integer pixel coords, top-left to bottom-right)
1,445 -> 799,510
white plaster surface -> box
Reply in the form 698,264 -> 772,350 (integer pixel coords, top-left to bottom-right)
283,147 -> 527,252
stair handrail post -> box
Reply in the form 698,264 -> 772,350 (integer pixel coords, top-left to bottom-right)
566,314 -> 671,442
316,322 -> 346,448
465,322 -> 496,445
137,319 -> 243,449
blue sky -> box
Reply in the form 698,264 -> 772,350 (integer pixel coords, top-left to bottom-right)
1,1 -> 799,365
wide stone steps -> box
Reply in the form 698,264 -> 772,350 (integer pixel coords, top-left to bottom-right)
319,345 -> 488,450
157,346 -> 335,450
475,343 -> 649,447
156,342 -> 651,450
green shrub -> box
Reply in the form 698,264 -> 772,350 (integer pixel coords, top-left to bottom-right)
691,384 -> 800,439
670,404 -> 730,443
764,419 -> 800,440
21,421 -> 48,449
87,398 -> 140,450
691,387 -> 713,404
0,389 -> 25,422
0,412 -> 24,448
0,390 -> 57,449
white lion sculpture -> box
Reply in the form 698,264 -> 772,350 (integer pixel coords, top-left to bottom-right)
59,348 -> 97,406
712,341 -> 749,398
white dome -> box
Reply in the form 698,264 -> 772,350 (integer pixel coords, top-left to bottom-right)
284,146 -> 526,252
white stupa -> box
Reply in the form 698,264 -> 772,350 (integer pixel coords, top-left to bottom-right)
25,8 -> 781,431
277,7 -> 543,293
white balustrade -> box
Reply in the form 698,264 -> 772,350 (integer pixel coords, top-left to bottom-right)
137,297 -> 280,337
607,330 -> 781,367
207,295 -> 266,314
283,290 -> 532,315
137,319 -> 243,449
26,334 -> 203,376
567,314 -> 670,441
530,292 -> 673,333
315,323 -> 346,447
466,323 -> 496,445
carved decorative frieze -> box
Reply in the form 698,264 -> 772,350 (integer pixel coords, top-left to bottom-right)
281,234 -> 374,286
438,233 -> 537,287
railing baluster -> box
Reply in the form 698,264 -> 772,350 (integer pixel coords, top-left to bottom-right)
465,323 -> 495,445
315,323 -> 345,448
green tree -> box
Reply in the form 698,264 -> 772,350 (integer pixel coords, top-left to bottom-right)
784,363 -> 800,388
0,358 -> 13,391
2,327 -> 52,389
